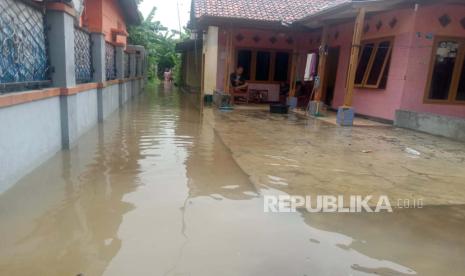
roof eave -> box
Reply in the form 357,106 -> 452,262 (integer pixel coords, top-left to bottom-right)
118,0 -> 142,25
191,15 -> 309,31
297,0 -> 414,29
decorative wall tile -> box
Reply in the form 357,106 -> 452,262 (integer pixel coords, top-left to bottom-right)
438,14 -> 451,28
389,17 -> 398,29
236,33 -> 244,42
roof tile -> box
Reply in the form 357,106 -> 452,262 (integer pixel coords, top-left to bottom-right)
193,0 -> 351,23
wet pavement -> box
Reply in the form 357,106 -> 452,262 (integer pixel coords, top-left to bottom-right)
1,85 -> 465,276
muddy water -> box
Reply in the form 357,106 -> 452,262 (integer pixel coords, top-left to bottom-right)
0,86 -> 464,276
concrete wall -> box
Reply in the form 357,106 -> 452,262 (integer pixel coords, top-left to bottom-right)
123,82 -> 131,103
76,89 -> 99,137
0,79 -> 143,193
0,97 -> 62,193
395,110 -> 465,142
102,84 -> 120,119
134,80 -> 140,97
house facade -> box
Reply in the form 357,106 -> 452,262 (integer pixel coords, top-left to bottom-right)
179,0 -> 465,141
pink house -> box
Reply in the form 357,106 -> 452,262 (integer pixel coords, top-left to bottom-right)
179,0 -> 465,141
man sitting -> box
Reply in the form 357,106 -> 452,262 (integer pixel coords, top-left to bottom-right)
230,66 -> 249,103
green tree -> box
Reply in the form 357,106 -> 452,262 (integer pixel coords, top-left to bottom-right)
127,7 -> 184,81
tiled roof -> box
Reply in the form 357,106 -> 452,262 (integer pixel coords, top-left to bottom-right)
193,0 -> 351,23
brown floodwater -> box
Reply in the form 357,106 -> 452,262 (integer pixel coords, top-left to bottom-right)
1,85 -> 465,276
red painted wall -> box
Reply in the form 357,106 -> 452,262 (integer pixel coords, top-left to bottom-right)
102,0 -> 128,44
80,0 -> 128,45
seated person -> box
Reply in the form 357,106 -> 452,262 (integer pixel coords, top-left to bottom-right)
230,66 -> 248,91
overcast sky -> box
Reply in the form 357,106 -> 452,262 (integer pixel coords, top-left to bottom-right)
138,0 -> 192,33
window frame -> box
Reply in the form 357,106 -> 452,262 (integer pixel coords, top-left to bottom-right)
354,37 -> 394,89
424,36 -> 465,105
234,48 -> 292,83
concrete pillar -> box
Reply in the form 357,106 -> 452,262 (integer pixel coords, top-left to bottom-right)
129,50 -> 137,98
203,26 -> 219,96
129,51 -> 136,78
134,46 -> 145,90
91,33 -> 106,83
139,47 -> 147,89
143,51 -> 147,76
115,46 -> 125,107
59,95 -> 78,149
46,10 -> 75,88
46,9 -> 77,149
115,46 -> 125,79
126,45 -> 146,95
91,33 -> 106,122
136,46 -> 145,77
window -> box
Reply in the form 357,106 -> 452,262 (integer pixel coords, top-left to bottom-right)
237,50 -> 252,80
235,49 -> 290,82
255,51 -> 271,81
426,37 -> 465,103
274,52 -> 290,82
354,38 -> 393,89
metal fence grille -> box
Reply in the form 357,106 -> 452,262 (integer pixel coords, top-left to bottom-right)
0,0 -> 50,93
124,52 -> 130,78
105,42 -> 116,80
74,27 -> 92,83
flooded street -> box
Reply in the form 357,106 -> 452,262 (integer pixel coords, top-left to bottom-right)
1,85 -> 465,276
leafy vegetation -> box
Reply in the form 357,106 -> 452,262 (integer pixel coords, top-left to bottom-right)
128,7 -> 189,81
